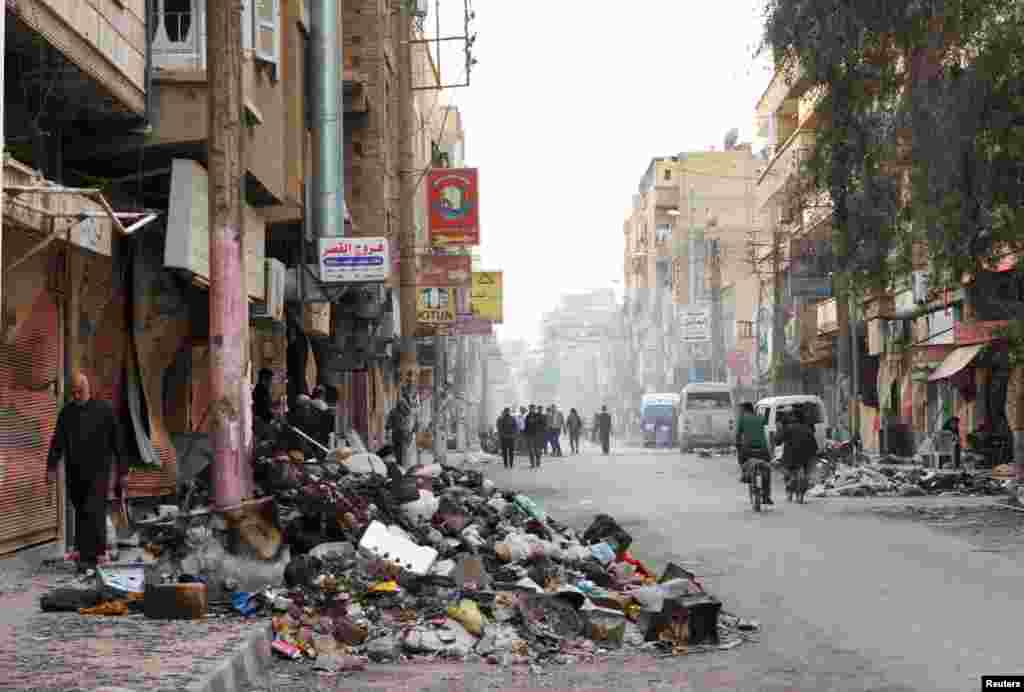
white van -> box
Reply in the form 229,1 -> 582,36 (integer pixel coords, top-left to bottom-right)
754,395 -> 829,460
678,383 -> 735,452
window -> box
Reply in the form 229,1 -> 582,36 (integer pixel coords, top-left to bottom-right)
664,168 -> 672,181
687,392 -> 732,409
254,0 -> 281,72
152,0 -> 205,70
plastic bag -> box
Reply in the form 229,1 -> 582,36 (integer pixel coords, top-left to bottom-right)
447,598 -> 485,635
514,495 -> 547,522
400,489 -> 440,524
589,542 -> 616,565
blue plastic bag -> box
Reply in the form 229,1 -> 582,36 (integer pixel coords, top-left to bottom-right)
232,591 -> 259,616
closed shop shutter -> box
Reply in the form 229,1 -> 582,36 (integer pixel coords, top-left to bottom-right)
0,290 -> 61,555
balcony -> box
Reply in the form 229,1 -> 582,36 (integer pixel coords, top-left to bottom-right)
817,298 -> 839,335
755,58 -> 807,124
756,128 -> 816,214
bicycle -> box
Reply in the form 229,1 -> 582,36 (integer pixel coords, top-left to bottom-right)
743,456 -> 772,513
786,464 -> 809,503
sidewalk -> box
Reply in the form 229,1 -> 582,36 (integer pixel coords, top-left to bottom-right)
0,543 -> 271,692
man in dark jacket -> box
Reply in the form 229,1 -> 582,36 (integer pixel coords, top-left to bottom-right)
525,404 -> 545,468
46,372 -> 126,574
566,408 -> 583,454
779,407 -> 818,503
252,368 -> 274,425
498,408 -> 518,468
597,406 -> 613,455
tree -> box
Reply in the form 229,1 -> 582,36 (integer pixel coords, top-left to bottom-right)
761,0 -> 1024,485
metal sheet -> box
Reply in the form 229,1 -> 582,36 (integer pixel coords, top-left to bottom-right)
0,288 -> 60,555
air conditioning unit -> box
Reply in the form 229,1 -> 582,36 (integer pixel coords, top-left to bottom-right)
250,259 -> 286,322
912,271 -> 930,304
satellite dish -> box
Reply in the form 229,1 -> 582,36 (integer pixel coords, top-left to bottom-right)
724,128 -> 740,151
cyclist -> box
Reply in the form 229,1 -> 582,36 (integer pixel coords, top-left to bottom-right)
779,405 -> 818,499
736,402 -> 772,505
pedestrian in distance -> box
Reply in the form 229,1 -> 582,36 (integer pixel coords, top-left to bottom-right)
550,404 -> 565,457
526,404 -> 545,468
592,412 -> 600,444
498,407 -> 518,468
46,372 -> 127,576
942,415 -> 962,469
597,406 -> 613,455
566,408 -> 583,454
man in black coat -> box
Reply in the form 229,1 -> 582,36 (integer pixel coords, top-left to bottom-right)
46,372 -> 126,574
597,406 -> 613,455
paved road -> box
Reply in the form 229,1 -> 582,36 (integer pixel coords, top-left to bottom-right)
251,443 -> 1024,691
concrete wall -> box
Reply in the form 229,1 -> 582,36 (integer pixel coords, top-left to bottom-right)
15,0 -> 147,113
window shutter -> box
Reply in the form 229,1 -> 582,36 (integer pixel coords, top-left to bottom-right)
254,0 -> 280,70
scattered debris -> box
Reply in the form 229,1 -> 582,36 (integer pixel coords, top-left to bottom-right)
37,440 -> 758,669
808,463 -> 1010,498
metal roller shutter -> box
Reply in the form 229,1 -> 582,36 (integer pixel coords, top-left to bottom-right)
0,290 -> 61,555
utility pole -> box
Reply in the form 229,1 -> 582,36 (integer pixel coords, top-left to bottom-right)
397,1 -> 417,392
709,237 -> 724,382
432,334 -> 447,462
207,0 -> 250,509
771,218 -> 786,395
455,334 -> 467,453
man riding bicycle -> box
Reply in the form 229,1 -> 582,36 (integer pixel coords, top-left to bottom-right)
778,405 -> 818,499
736,402 -> 772,506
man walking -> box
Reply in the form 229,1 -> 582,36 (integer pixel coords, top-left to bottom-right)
525,404 -> 544,468
498,407 -> 518,469
567,408 -> 583,454
597,405 -> 613,455
549,404 -> 565,457
46,372 -> 126,575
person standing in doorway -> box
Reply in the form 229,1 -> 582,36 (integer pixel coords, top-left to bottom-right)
566,408 -> 583,454
943,415 -> 962,469
498,407 -> 518,469
46,372 -> 127,575
597,406 -> 613,455
252,368 -> 274,425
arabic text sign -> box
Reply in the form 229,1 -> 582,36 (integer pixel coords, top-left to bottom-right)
453,317 -> 493,336
681,306 -> 711,342
470,271 -> 503,323
428,168 -> 480,247
417,287 -> 456,323
417,254 -> 472,288
319,237 -> 390,283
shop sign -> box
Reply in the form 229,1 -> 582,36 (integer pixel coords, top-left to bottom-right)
417,254 -> 471,287
954,320 -> 1008,345
453,317 -> 493,336
427,168 -> 480,247
680,305 -> 711,342
417,287 -> 456,323
318,237 -> 390,283
470,271 -> 503,323
165,158 -> 267,299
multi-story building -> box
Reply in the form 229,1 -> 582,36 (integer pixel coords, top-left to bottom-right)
622,145 -> 764,413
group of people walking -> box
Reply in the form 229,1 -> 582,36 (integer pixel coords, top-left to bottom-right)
495,404 -> 614,469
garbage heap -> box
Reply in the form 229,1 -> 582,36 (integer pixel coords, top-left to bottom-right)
237,449 -> 758,667
808,463 -> 1010,498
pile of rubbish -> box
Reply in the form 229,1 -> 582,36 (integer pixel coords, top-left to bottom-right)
808,463 -> 1010,498
40,437 -> 759,669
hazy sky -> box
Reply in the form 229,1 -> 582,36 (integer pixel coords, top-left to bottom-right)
433,1 -> 773,345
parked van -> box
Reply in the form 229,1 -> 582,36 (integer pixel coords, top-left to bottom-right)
640,393 -> 681,448
678,383 -> 735,452
753,395 -> 829,459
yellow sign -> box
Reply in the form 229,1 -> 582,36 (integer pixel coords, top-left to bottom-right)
471,271 -> 503,324
417,287 -> 456,323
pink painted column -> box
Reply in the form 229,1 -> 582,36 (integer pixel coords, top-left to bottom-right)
207,0 -> 251,509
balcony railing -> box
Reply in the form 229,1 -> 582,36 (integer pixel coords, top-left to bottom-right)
756,128 -> 816,214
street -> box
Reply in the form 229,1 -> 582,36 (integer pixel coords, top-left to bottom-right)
251,441 -> 1024,691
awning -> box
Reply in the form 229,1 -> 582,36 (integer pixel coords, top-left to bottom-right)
928,344 -> 985,382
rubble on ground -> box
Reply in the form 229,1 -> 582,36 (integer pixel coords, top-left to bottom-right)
39,432 -> 759,668
808,462 -> 1010,498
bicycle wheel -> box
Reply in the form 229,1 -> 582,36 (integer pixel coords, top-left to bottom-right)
750,467 -> 762,512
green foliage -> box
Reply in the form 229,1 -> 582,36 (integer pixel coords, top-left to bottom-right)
761,0 -> 1024,293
